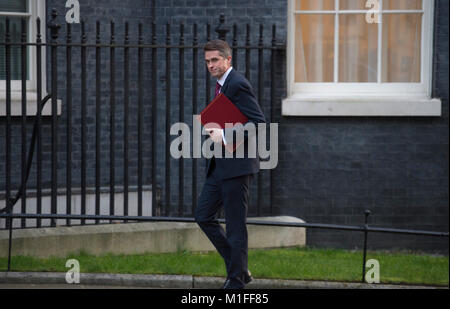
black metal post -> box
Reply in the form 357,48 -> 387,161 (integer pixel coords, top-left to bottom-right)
123,21 -> 130,220
21,18 -> 27,228
257,24 -> 263,216
244,23 -> 251,210
270,25 -> 277,216
36,17 -> 43,227
206,23 -> 211,104
6,17 -> 11,262
138,22 -> 144,217
232,24 -> 237,71
95,21 -> 101,224
48,9 -> 60,227
7,213 -> 12,271
80,20 -> 87,225
151,21 -> 158,216
245,24 -> 250,80
204,23 -> 211,173
66,23 -> 73,226
4,20 -> 11,195
109,20 -> 116,221
362,210 -> 371,283
165,23 -> 171,216
215,14 -> 229,41
179,23 -> 184,217
192,23 -> 198,216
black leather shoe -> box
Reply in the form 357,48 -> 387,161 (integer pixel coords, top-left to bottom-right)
221,270 -> 252,289
221,278 -> 244,289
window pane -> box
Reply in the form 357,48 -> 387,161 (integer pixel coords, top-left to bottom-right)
0,17 -> 29,80
0,0 -> 28,13
340,0 -> 368,10
296,0 -> 334,10
295,14 -> 334,82
339,14 -> 378,82
384,0 -> 422,10
382,14 -> 421,82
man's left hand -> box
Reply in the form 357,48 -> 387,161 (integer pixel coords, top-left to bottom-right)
208,129 -> 223,143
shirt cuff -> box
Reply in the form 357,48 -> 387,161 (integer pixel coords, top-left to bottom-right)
221,129 -> 227,145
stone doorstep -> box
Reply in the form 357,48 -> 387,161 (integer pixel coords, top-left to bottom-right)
0,216 -> 306,258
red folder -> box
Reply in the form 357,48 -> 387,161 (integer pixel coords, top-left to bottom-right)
197,93 -> 248,153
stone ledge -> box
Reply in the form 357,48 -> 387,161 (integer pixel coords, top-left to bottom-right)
0,216 -> 306,258
282,96 -> 442,117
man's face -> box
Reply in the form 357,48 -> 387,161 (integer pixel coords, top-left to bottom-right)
205,50 -> 231,79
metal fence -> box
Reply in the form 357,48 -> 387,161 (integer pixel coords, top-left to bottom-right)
1,11 -> 281,228
1,211 -> 448,282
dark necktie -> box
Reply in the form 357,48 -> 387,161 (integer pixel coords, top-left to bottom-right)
215,82 -> 221,98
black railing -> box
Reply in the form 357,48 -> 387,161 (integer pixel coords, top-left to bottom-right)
1,11 -> 282,228
1,211 -> 448,282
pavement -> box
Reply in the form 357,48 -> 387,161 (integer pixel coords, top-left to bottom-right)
0,271 -> 444,289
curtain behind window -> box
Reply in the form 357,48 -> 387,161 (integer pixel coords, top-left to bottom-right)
295,0 -> 335,83
294,0 -> 422,83
0,0 -> 28,80
382,13 -> 422,82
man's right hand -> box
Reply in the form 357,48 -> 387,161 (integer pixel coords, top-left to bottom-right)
208,129 -> 223,143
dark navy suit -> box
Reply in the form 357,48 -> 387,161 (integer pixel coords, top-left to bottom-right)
195,68 -> 266,288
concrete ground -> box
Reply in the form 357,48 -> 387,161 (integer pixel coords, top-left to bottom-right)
0,271 -> 442,289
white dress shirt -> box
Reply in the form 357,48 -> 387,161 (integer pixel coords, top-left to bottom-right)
216,67 -> 233,145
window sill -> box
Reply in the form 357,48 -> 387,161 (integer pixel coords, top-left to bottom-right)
281,96 -> 442,117
0,92 -> 62,117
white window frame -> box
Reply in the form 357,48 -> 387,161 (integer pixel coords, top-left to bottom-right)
283,0 -> 441,117
0,0 -> 56,116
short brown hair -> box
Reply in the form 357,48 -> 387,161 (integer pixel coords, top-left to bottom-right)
204,39 -> 232,59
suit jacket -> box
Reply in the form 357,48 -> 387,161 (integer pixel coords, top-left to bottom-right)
206,68 -> 266,180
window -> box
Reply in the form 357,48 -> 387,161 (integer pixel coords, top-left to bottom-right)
283,0 -> 441,116
0,0 -> 29,81
0,0 -> 49,116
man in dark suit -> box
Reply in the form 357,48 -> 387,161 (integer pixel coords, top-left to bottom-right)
195,40 -> 266,289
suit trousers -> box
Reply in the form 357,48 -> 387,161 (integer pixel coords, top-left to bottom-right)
195,163 -> 253,285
